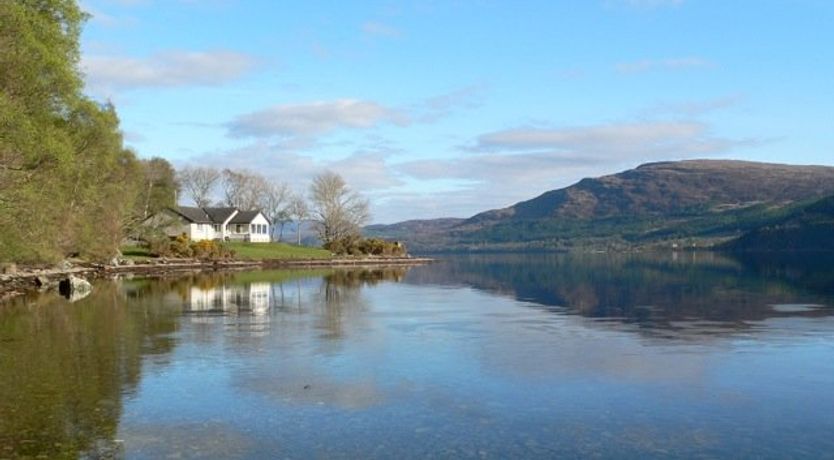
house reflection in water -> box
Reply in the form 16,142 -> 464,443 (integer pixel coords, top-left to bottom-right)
185,282 -> 271,315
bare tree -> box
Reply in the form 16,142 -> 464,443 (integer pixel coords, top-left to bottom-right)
222,169 -> 269,210
178,166 -> 220,208
309,172 -> 369,245
273,209 -> 292,242
258,182 -> 289,241
287,193 -> 310,245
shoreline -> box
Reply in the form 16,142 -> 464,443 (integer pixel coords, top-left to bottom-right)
0,256 -> 435,303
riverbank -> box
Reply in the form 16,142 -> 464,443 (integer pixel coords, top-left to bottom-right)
0,256 -> 434,302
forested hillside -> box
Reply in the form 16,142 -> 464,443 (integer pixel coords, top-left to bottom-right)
368,160 -> 834,252
0,1 -> 175,263
724,195 -> 834,252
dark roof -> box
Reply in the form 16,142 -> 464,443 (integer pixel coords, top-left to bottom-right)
169,206 -> 268,225
229,210 -> 266,224
170,206 -> 213,224
203,207 -> 238,223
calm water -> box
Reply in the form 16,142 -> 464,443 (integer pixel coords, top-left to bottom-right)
2,253 -> 834,458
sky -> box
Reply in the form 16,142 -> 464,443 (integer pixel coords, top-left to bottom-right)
78,0 -> 834,224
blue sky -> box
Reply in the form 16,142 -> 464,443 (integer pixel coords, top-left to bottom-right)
79,0 -> 834,223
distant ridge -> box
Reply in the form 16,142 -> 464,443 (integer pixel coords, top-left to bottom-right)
462,160 -> 834,225
724,194 -> 834,252
366,159 -> 834,252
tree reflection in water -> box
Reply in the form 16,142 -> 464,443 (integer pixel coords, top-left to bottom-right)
0,267 -> 407,458
0,281 -> 180,458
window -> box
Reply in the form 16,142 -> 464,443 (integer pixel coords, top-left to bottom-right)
213,224 -> 220,232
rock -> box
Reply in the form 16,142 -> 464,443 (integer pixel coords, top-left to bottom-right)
109,257 -> 120,267
35,276 -> 54,289
122,258 -> 135,266
57,260 -> 73,270
58,275 -> 92,302
0,263 -> 17,275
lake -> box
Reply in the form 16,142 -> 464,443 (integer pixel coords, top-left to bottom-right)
2,252 -> 834,458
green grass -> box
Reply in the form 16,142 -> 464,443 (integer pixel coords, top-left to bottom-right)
120,244 -> 153,261
225,242 -> 332,260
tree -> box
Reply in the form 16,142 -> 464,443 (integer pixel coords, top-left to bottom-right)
178,166 -> 220,208
309,172 -> 369,246
0,0 -> 143,262
258,181 -> 289,241
287,194 -> 310,245
273,209 -> 292,242
137,157 -> 177,219
221,168 -> 269,210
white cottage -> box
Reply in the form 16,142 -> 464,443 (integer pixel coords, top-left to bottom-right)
154,206 -> 271,243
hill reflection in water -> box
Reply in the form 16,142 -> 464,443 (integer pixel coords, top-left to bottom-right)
406,252 -> 834,340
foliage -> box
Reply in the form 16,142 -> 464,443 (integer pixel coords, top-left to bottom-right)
144,234 -> 235,260
723,195 -> 834,252
0,0 -> 142,263
324,237 -> 407,256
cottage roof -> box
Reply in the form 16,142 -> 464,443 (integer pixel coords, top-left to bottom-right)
229,210 -> 266,224
203,207 -> 238,223
169,206 -> 267,225
171,206 -> 213,223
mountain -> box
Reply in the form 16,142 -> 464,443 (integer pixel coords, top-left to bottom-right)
724,194 -> 834,252
364,218 -> 465,251
367,160 -> 834,252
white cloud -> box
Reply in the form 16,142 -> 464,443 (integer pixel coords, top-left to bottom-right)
616,57 -> 715,74
180,142 -> 403,197
468,121 -> 728,157
226,99 -> 409,140
82,50 -> 256,92
375,119 -> 757,222
185,118 -> 757,223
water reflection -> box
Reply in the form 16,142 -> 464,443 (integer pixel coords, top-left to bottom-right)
185,281 -> 271,315
0,282 -> 180,458
406,252 -> 834,339
2,257 -> 834,458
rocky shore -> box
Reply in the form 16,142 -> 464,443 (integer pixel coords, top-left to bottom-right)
0,256 -> 434,303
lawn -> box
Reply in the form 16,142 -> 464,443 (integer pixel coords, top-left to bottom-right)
225,242 -> 332,260
120,244 -> 154,261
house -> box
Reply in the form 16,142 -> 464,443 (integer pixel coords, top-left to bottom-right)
149,206 -> 271,243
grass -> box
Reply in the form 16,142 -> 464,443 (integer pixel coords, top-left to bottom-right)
225,242 -> 332,260
120,244 -> 153,261
120,242 -> 332,261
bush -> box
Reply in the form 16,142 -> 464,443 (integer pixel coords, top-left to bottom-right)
323,237 -> 407,256
143,234 -> 235,260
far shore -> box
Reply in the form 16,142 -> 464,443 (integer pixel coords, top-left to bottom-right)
0,256 -> 434,303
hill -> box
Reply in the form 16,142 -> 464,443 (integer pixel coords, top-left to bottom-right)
367,160 -> 834,252
724,194 -> 834,252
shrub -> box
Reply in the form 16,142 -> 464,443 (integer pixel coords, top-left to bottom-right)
142,234 -> 235,260
323,237 -> 407,256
